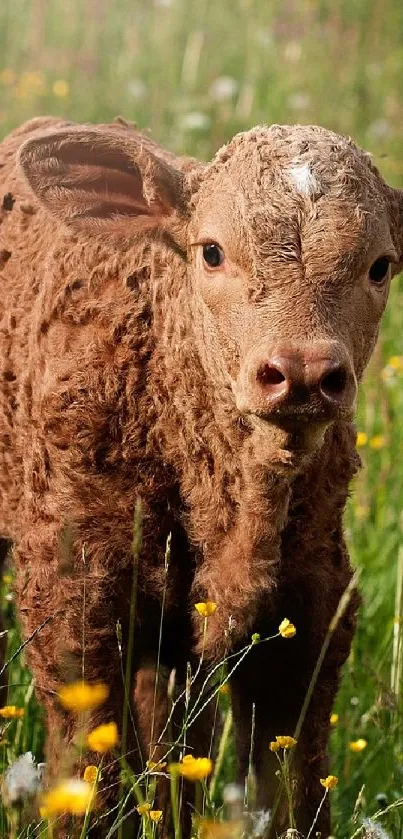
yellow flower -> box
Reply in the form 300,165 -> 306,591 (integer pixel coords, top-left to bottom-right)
150,810 -> 163,822
15,70 -> 46,100
83,765 -> 98,784
41,779 -> 94,815
219,682 -> 230,696
271,735 -> 298,750
136,803 -> 151,816
369,435 -> 385,450
199,820 -> 244,838
349,738 -> 367,753
0,705 -> 24,718
169,754 -> 213,781
356,431 -> 368,447
87,721 -> 118,752
330,713 -> 339,726
278,618 -> 296,639
320,775 -> 338,790
355,505 -> 369,520
146,760 -> 167,771
58,681 -> 109,712
388,355 -> 403,371
195,601 -> 217,617
0,69 -> 16,85
52,79 -> 69,98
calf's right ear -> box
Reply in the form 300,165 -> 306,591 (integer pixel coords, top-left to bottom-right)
17,125 -> 190,239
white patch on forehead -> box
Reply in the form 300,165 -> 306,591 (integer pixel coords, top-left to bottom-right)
288,163 -> 321,197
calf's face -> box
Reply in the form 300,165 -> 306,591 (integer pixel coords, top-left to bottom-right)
188,126 -> 399,457
19,123 -> 401,460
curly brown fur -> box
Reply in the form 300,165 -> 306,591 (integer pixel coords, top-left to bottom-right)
0,117 -> 400,837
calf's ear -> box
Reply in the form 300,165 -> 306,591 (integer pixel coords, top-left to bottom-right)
388,186 -> 403,275
17,125 -> 189,239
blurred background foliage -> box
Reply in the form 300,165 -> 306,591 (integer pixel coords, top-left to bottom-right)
0,1 -> 402,836
2,0 -> 403,179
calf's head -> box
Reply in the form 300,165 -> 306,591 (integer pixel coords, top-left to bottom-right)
19,123 -> 402,461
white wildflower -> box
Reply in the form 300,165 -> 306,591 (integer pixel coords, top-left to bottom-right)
368,119 -> 392,141
209,76 -> 238,102
179,112 -> 210,132
362,818 -> 392,839
283,41 -> 302,63
223,783 -> 243,820
366,63 -> 382,80
126,79 -> 147,101
1,752 -> 42,806
254,29 -> 274,48
288,92 -> 311,111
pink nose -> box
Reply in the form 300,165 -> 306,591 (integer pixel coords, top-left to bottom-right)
255,347 -> 356,415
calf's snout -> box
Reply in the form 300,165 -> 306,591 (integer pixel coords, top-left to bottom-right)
249,342 -> 357,419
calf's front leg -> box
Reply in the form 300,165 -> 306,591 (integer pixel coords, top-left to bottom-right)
230,568 -> 358,838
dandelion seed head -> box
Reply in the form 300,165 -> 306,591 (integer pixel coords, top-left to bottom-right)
2,752 -> 41,805
362,818 -> 392,839
248,809 -> 271,837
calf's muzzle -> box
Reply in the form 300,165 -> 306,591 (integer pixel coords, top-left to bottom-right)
244,341 -> 357,422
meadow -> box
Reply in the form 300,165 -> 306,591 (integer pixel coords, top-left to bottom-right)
0,0 -> 402,836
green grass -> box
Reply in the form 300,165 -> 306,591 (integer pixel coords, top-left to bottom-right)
0,0 -> 402,836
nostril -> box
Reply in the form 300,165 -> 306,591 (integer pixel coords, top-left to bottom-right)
257,364 -> 286,387
320,366 -> 348,399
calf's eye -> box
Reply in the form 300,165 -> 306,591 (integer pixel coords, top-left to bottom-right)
369,256 -> 390,285
202,243 -> 225,269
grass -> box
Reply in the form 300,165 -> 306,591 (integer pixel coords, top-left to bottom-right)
0,0 -> 402,836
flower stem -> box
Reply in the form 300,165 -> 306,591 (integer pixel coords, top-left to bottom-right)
306,789 -> 328,839
79,758 -> 104,839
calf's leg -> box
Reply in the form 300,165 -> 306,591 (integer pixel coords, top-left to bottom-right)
14,522 -> 144,838
231,569 -> 358,838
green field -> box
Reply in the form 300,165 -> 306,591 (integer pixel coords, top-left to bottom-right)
0,0 -> 402,837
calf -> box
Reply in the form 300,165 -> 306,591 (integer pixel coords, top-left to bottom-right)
0,117 -> 400,836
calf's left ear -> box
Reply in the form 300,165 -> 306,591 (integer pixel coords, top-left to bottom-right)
18,125 -> 190,240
